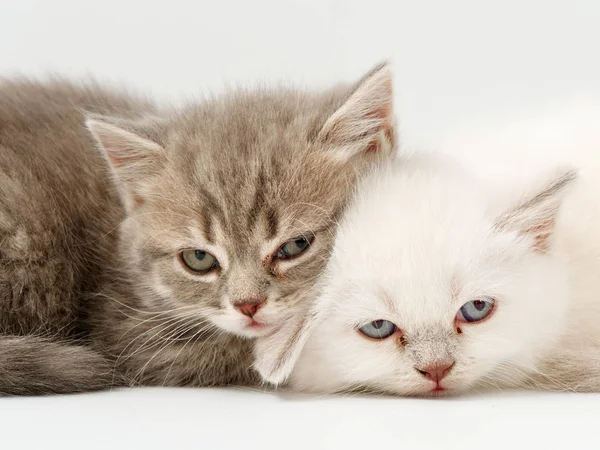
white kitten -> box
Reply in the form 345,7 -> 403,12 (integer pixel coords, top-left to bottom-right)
254,100 -> 600,395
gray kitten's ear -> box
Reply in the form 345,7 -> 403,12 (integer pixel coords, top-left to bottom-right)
495,169 -> 577,251
86,116 -> 166,208
254,306 -> 321,386
318,62 -> 394,162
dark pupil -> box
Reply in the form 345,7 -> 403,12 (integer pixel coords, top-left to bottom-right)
372,320 -> 384,329
473,300 -> 486,311
295,238 -> 308,249
194,250 -> 206,260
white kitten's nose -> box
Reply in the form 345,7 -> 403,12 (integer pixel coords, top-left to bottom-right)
415,361 -> 455,383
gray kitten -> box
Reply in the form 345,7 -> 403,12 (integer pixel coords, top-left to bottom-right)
0,63 -> 395,394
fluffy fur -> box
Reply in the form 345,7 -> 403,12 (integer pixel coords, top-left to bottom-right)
0,63 -> 396,395
257,101 -> 600,395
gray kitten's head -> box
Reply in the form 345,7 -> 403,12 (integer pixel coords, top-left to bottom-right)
87,63 -> 395,339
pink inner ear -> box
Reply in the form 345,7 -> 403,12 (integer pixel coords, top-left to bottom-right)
104,146 -> 138,169
365,106 -> 394,153
365,78 -> 394,153
526,222 -> 553,252
133,195 -> 145,206
365,125 -> 394,153
105,152 -> 125,168
366,140 -> 379,153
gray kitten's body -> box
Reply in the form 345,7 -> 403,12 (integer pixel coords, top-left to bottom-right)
0,81 -> 138,393
0,66 -> 394,394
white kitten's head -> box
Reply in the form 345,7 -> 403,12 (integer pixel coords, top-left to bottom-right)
255,156 -> 575,396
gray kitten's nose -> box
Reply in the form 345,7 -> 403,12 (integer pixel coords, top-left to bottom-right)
234,298 -> 266,318
415,361 -> 455,383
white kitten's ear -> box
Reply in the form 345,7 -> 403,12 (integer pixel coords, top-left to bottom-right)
86,116 -> 166,209
254,306 -> 322,386
495,169 -> 577,251
318,62 -> 394,162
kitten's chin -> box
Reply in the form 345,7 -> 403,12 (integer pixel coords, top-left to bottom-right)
237,322 -> 274,338
390,380 -> 467,398
210,315 -> 275,338
417,386 -> 455,398
416,379 -> 479,397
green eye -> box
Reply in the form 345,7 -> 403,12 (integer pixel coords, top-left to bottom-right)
276,235 -> 314,259
180,250 -> 220,273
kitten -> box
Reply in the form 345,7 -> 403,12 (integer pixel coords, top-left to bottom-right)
255,103 -> 600,395
0,63 -> 395,395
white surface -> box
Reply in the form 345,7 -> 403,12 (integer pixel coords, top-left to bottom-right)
1,1 -> 600,449
2,388 -> 600,449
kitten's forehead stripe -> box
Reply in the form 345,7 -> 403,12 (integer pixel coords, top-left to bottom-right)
201,209 -> 215,244
246,170 -> 267,231
269,154 -> 283,179
197,187 -> 226,224
265,208 -> 279,240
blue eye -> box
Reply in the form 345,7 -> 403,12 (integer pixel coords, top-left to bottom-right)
276,235 -> 314,259
456,298 -> 495,323
180,250 -> 220,273
358,320 -> 398,339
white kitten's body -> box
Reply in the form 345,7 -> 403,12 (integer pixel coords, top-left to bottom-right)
286,100 -> 600,395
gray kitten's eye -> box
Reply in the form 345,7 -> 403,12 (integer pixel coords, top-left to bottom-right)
456,298 -> 495,323
358,320 -> 398,340
180,250 -> 220,273
276,235 -> 314,259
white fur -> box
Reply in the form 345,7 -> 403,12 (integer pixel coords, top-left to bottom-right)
281,100 -> 600,395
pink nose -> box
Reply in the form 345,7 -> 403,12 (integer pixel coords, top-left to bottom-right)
234,298 -> 265,318
415,361 -> 455,383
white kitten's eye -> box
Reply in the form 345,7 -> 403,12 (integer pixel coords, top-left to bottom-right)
179,250 -> 220,273
456,298 -> 495,323
358,320 -> 398,339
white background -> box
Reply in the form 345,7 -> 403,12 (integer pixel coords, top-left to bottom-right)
1,1 -> 600,448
